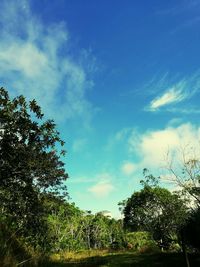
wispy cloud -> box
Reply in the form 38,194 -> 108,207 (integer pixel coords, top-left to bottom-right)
156,0 -> 200,16
150,85 -> 186,111
167,107 -> 200,114
88,181 -> 115,198
121,162 -> 136,176
147,71 -> 200,112
156,1 -> 200,34
88,173 -> 115,198
150,83 -> 186,111
0,0 -> 95,125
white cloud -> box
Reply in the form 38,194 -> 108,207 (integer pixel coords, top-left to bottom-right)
0,0 -> 94,124
0,43 -> 48,77
88,173 -> 115,198
121,162 -> 136,175
147,72 -> 200,112
88,181 -> 114,197
128,123 -> 200,170
150,86 -> 185,110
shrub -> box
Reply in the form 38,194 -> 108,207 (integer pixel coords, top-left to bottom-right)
126,231 -> 157,252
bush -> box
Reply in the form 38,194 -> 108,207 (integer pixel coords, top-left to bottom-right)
126,231 -> 158,252
169,242 -> 181,252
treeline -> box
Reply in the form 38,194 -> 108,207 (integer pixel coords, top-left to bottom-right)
0,193 -> 126,266
0,193 -> 125,249
40,194 -> 125,252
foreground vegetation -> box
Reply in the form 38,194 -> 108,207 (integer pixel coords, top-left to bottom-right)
1,88 -> 200,266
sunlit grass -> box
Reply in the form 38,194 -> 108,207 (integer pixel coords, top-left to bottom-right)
39,250 -> 200,267
49,249 -> 121,262
1,248 -> 200,266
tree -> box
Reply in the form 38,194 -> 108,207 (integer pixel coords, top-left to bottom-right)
165,146 -> 200,207
44,195 -> 84,252
0,88 -> 68,236
121,173 -> 188,249
164,146 -> 200,266
183,207 -> 200,251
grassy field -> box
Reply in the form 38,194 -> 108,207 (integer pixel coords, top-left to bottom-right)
38,250 -> 200,267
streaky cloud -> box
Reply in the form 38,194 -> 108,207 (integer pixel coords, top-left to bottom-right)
147,71 -> 200,112
150,85 -> 186,110
88,173 -> 115,198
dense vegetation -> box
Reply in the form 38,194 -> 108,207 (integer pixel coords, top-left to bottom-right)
0,88 -> 200,266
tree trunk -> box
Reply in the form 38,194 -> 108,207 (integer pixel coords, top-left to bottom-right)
160,238 -> 163,252
181,231 -> 190,267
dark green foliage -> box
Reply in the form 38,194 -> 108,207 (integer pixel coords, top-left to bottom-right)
183,207 -> 200,251
0,88 -> 69,258
0,88 -> 68,237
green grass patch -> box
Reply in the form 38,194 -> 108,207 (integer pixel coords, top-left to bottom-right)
39,251 -> 200,267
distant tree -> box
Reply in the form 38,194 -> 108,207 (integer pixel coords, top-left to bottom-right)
0,88 -> 68,236
43,194 -> 126,252
44,195 -> 83,252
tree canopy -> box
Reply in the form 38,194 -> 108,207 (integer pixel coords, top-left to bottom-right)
0,88 -> 68,233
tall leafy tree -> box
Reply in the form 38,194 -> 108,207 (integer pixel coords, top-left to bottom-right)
0,88 -> 68,235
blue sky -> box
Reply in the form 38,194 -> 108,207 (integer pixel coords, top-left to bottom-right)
1,0 -> 200,217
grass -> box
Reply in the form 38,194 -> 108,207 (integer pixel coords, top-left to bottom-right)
38,250 -> 200,267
